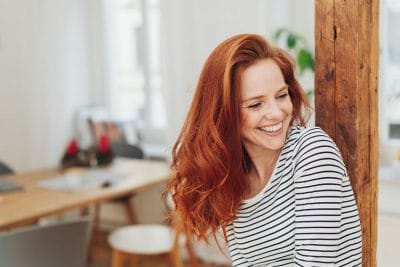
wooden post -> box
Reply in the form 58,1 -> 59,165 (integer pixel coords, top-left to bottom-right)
315,1 -> 379,266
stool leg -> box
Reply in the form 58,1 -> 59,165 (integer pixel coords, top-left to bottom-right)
128,254 -> 139,267
111,249 -> 124,267
170,251 -> 183,267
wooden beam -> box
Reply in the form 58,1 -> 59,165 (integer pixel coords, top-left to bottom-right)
314,1 -> 379,266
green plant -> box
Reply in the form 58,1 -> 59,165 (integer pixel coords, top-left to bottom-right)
273,28 -> 315,98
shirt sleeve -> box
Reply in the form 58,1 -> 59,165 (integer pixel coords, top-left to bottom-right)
292,127 -> 362,266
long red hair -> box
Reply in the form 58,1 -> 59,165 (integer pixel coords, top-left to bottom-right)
166,34 -> 310,242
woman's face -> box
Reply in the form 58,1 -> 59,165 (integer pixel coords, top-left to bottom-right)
240,58 -> 293,156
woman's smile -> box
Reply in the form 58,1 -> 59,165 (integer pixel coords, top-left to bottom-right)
258,121 -> 283,134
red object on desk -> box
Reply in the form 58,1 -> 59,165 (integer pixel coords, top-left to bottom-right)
66,139 -> 79,155
98,134 -> 110,154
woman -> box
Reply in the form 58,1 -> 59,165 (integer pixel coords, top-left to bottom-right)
166,34 -> 362,266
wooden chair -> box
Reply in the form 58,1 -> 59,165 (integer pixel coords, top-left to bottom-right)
0,218 -> 91,267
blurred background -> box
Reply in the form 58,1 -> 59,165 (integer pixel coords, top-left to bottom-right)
0,0 -> 314,172
0,0 -> 399,266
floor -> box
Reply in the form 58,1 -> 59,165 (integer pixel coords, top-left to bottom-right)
86,178 -> 400,267
378,213 -> 400,267
377,178 -> 400,267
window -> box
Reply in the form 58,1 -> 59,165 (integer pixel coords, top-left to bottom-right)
104,0 -> 166,129
380,0 -> 400,143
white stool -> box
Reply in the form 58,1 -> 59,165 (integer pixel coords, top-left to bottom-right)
108,224 -> 184,267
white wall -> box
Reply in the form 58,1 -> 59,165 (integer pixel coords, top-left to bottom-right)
0,0 -> 314,171
0,1 -> 31,171
0,0 -> 106,171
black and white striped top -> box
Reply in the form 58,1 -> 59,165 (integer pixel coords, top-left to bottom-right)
227,127 -> 362,267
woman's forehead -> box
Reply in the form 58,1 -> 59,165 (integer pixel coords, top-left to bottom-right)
240,59 -> 286,100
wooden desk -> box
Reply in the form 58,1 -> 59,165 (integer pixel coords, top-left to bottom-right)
0,159 -> 171,230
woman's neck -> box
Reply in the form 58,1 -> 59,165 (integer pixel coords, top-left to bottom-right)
244,149 -> 281,199
249,149 -> 280,181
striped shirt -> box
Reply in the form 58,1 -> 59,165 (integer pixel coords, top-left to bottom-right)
227,126 -> 362,267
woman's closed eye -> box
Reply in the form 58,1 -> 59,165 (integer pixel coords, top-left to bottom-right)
247,102 -> 263,109
277,92 -> 289,99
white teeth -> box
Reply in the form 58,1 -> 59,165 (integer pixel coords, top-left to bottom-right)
260,122 -> 283,132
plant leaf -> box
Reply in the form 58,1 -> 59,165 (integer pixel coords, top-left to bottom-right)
297,49 -> 315,73
287,33 -> 297,49
273,28 -> 288,41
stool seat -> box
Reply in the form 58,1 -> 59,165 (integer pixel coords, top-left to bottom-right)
108,224 -> 174,255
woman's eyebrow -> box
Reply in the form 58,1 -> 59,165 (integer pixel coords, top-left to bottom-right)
277,85 -> 289,92
242,85 -> 288,103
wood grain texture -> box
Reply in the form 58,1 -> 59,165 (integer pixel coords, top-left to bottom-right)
315,1 -> 379,266
315,0 -> 336,138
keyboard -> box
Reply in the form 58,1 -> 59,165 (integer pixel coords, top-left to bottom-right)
0,180 -> 23,193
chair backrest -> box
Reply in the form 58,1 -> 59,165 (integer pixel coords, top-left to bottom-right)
0,161 -> 14,176
0,218 -> 91,267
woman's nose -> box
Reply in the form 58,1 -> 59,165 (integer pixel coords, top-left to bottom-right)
263,101 -> 282,119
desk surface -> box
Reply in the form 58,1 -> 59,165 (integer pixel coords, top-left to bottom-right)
0,159 -> 171,230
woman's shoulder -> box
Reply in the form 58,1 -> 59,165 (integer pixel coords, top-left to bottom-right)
290,125 -> 328,135
289,126 -> 341,157
290,125 -> 345,167
289,126 -> 333,146
289,126 -> 347,182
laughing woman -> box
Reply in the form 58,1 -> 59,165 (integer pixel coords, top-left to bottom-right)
166,34 -> 362,266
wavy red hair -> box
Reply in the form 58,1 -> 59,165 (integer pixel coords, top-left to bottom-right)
166,34 -> 310,242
